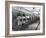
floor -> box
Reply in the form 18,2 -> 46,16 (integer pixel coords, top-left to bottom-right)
25,21 -> 40,30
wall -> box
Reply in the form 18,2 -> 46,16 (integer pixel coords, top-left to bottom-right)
0,0 -> 46,38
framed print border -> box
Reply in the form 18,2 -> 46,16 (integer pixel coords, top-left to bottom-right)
5,1 -> 45,37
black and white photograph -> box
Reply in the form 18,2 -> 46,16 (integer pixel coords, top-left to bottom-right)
5,1 -> 45,37
12,7 -> 40,31
8,3 -> 44,35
